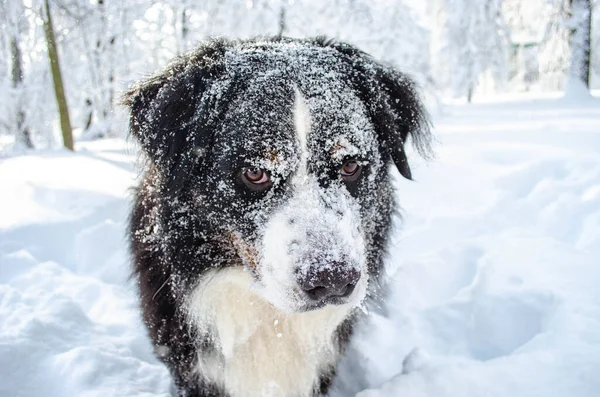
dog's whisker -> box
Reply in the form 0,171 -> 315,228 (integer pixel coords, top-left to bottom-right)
152,275 -> 172,301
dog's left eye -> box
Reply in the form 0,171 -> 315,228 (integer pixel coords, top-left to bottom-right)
340,160 -> 362,182
242,167 -> 272,191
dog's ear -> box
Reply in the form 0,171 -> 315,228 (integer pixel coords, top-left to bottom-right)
122,40 -> 229,189
316,38 -> 431,180
373,66 -> 431,180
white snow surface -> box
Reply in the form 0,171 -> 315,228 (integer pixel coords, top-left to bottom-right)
1,96 -> 599,396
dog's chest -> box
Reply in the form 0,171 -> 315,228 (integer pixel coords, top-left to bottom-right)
187,268 -> 353,397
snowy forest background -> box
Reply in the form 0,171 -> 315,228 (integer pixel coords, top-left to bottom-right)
0,0 -> 598,151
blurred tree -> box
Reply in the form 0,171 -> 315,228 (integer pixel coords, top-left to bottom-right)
6,0 -> 595,152
42,0 -> 74,151
10,36 -> 33,148
594,2 -> 600,84
566,0 -> 592,94
437,0 -> 509,102
1,0 -> 34,148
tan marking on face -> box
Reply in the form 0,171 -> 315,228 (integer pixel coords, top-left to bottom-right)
266,150 -> 281,166
329,138 -> 361,162
330,143 -> 345,157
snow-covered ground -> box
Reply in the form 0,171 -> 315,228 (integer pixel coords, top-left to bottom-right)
1,96 -> 599,396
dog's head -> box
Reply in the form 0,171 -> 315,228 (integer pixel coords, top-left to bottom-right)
124,38 -> 430,313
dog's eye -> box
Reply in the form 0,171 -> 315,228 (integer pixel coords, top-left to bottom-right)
242,167 -> 271,190
341,160 -> 362,182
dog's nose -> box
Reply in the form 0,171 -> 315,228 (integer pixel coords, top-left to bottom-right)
298,261 -> 361,302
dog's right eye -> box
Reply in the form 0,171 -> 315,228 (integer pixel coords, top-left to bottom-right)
340,160 -> 362,182
241,168 -> 272,191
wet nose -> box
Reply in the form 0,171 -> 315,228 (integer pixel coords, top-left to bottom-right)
297,261 -> 361,302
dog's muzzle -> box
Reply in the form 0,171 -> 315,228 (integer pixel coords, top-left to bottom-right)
257,180 -> 367,312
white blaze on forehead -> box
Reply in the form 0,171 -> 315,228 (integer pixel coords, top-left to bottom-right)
293,87 -> 310,165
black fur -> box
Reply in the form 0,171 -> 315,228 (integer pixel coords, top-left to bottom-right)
125,37 -> 430,397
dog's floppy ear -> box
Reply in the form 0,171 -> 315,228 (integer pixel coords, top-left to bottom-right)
317,38 -> 431,180
374,66 -> 431,180
121,40 -> 229,189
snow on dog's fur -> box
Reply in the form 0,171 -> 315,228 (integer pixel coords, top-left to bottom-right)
124,37 -> 431,397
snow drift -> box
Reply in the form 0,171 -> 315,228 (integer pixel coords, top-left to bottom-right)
1,96 -> 599,396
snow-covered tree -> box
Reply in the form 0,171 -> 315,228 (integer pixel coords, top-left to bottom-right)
0,0 -> 34,148
283,0 -> 432,87
565,0 -> 592,96
12,0 -> 597,150
593,2 -> 600,86
435,0 -> 510,101
47,0 -> 149,138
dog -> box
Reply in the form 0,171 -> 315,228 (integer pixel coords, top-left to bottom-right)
124,37 -> 430,397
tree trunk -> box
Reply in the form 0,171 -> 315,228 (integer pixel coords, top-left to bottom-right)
467,84 -> 474,103
277,5 -> 286,37
84,98 -> 93,131
182,7 -> 189,44
567,0 -> 591,92
10,36 -> 34,149
42,0 -> 74,151
98,0 -> 116,123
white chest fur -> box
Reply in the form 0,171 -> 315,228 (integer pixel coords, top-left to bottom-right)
186,267 -> 354,397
